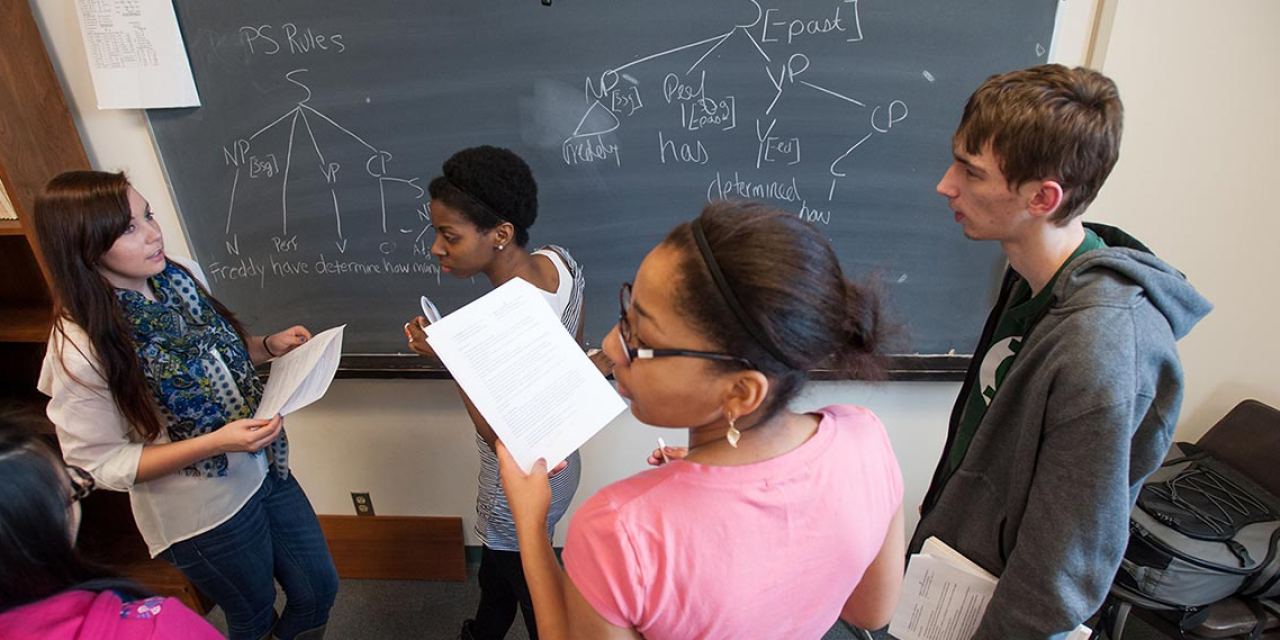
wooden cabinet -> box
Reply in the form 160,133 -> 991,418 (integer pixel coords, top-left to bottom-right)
0,0 -> 82,405
1,1 -> 211,616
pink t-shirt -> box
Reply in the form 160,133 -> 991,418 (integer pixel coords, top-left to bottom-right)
563,405 -> 903,639
0,590 -> 224,639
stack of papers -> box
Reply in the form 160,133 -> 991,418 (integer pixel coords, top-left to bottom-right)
889,537 -> 1091,640
424,278 -> 626,473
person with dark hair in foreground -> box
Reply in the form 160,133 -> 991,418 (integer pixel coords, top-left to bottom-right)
32,171 -> 338,640
404,145 -> 587,640
496,201 -> 906,639
0,407 -> 223,638
911,64 -> 1213,638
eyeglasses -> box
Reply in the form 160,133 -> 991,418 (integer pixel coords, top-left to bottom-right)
616,282 -> 756,369
66,464 -> 94,505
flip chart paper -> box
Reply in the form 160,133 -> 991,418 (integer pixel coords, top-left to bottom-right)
75,0 -> 201,109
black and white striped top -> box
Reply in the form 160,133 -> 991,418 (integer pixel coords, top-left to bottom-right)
475,245 -> 585,549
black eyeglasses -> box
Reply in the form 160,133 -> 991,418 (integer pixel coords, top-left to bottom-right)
617,282 -> 756,369
66,464 -> 94,505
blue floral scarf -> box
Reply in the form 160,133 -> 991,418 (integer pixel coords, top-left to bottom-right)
116,263 -> 289,478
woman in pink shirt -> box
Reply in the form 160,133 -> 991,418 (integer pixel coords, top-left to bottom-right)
499,201 -> 906,639
0,409 -> 223,639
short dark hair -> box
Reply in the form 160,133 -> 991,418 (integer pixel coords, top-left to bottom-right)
0,406 -> 116,613
955,64 -> 1124,224
662,201 -> 887,422
428,145 -> 538,247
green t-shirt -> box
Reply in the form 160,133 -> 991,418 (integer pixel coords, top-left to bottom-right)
946,229 -> 1106,471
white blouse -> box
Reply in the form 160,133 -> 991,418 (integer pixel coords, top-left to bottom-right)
37,260 -> 267,557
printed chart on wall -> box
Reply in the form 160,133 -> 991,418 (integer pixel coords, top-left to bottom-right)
149,0 -> 1056,359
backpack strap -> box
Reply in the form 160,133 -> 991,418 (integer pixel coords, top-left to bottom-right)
1108,581 -> 1190,612
1242,598 -> 1272,639
1248,599 -> 1280,639
1177,607 -> 1213,634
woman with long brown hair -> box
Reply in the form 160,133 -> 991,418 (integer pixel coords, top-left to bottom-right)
33,171 -> 337,640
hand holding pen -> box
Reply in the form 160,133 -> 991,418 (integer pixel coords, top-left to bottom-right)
647,437 -> 689,466
403,315 -> 439,359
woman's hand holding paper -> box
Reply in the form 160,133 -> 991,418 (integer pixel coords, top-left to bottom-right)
496,439 -> 552,531
403,315 -> 439,359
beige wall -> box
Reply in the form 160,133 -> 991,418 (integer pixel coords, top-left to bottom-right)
27,0 -> 1278,544
1087,0 -> 1280,438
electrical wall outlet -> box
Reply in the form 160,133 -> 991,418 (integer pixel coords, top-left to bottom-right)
351,492 -> 375,516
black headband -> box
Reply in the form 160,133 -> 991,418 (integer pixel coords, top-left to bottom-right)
690,217 -> 798,370
440,177 -> 507,225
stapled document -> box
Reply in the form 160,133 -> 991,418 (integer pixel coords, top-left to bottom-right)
425,278 -> 625,473
889,537 -> 1091,640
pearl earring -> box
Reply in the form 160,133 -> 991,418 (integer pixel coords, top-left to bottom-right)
497,244 -> 505,251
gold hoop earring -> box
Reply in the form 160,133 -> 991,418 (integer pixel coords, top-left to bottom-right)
726,416 -> 741,448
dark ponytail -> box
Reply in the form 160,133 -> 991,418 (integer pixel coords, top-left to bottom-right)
835,275 -> 888,375
663,201 -> 888,421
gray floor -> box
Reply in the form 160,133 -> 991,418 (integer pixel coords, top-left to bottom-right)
201,569 -> 882,640
204,563 -> 531,640
204,568 -> 1174,639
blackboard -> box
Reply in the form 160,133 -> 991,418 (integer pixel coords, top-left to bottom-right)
149,0 -> 1057,375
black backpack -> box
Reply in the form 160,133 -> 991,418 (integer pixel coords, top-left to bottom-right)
1109,441 -> 1280,634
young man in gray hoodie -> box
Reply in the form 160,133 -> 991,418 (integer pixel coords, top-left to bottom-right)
909,64 -> 1213,638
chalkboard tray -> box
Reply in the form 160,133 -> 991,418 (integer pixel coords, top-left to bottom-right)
298,354 -> 969,382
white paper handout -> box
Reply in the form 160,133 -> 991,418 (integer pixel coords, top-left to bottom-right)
889,537 -> 1091,640
425,278 -> 626,473
254,325 -> 345,419
73,0 -> 201,109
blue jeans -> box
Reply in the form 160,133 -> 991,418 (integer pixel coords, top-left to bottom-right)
160,472 -> 339,640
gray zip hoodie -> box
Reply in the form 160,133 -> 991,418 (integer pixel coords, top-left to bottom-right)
909,223 -> 1213,639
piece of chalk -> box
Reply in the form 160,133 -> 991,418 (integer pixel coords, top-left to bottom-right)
657,437 -> 671,463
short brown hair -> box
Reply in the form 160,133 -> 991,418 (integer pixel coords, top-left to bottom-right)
956,64 -> 1123,224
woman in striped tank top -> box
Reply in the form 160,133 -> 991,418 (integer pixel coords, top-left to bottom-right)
404,145 -> 587,640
